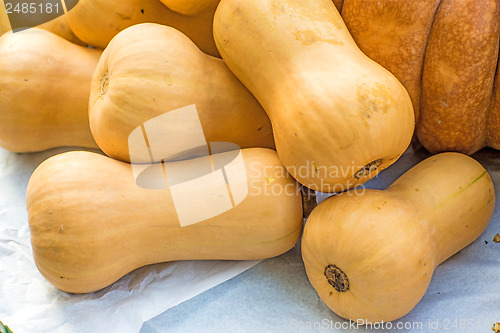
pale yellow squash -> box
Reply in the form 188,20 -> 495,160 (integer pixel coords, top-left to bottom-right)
159,0 -> 220,16
66,0 -> 219,56
0,29 -> 99,152
90,23 -> 274,163
27,148 -> 303,293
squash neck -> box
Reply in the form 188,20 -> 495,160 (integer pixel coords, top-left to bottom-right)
387,154 -> 494,265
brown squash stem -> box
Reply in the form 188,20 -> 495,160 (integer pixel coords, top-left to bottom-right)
301,186 -> 317,219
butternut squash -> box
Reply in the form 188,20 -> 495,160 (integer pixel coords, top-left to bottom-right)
213,0 -> 414,192
90,23 -> 274,163
0,29 -> 100,152
302,153 -> 495,322
27,148 -> 303,293
159,0 -> 220,16
65,0 -> 220,57
342,0 -> 500,154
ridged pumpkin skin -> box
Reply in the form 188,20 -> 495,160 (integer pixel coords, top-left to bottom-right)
0,29 -> 99,152
159,0 -> 220,16
213,0 -> 414,192
342,0 -> 500,154
90,23 -> 274,163
27,148 -> 303,294
65,0 -> 219,57
302,153 -> 495,322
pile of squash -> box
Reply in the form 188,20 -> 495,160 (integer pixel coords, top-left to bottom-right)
0,0 -> 496,324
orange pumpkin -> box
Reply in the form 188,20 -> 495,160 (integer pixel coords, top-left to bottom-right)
341,0 -> 500,154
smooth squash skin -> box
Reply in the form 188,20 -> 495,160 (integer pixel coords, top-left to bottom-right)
90,23 -> 274,163
302,153 -> 495,323
27,148 -> 303,294
213,0 -> 415,193
65,0 -> 220,57
159,0 -> 220,16
0,29 -> 100,152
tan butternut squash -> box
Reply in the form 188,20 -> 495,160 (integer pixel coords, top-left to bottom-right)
213,0 -> 414,192
65,0 -> 219,56
0,29 -> 100,152
302,152 -> 495,322
159,0 -> 220,16
27,148 -> 303,293
90,23 -> 274,163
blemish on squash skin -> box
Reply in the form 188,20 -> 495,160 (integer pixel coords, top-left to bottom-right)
438,100 -> 449,108
293,30 -> 343,46
355,159 -> 383,179
100,72 -> 109,97
312,162 -> 319,173
50,242 -> 59,252
357,83 -> 395,118
116,12 -> 131,20
437,171 -> 487,208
